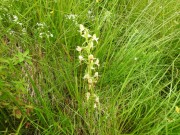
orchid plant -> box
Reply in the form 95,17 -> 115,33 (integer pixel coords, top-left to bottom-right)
76,24 -> 100,108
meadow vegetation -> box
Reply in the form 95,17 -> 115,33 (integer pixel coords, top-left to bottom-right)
0,0 -> 180,134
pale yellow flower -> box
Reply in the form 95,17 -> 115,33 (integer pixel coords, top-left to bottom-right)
88,54 -> 95,61
76,46 -> 83,52
81,30 -> 92,38
94,59 -> 100,67
78,55 -> 84,62
95,96 -> 99,103
92,34 -> 99,43
79,24 -> 85,33
94,72 -> 99,78
83,74 -> 90,79
86,92 -> 91,101
88,78 -> 93,84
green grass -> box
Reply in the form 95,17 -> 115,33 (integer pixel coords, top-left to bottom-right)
0,0 -> 180,134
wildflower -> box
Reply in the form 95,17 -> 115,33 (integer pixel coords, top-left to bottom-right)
78,55 -> 84,62
82,30 -> 92,38
76,46 -> 83,52
39,33 -> 44,38
86,92 -> 91,101
87,10 -> 95,21
94,103 -> 97,108
22,28 -> 26,33
94,72 -> 99,78
83,74 -> 90,79
94,59 -> 100,67
95,96 -> 99,103
66,14 -> 77,20
37,22 -> 46,27
79,24 -> 85,33
17,22 -> 22,26
88,54 -> 95,61
88,78 -> 93,84
92,34 -> 99,43
88,10 -> 92,15
50,33 -> 53,37
9,30 -> 15,35
13,15 -> 18,22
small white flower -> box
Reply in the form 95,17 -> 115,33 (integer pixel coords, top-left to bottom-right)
134,57 -> 138,61
9,30 -> 15,35
95,96 -> 99,103
79,24 -> 85,33
92,34 -> 99,43
50,33 -> 53,37
39,32 -> 44,38
88,54 -> 95,61
37,22 -> 45,27
82,30 -> 92,38
22,28 -> 26,34
76,46 -> 83,52
66,14 -> 77,21
94,103 -> 97,108
94,72 -> 98,78
88,84 -> 93,89
94,59 -> 100,67
17,22 -> 22,26
83,74 -> 90,79
88,10 -> 92,15
88,78 -> 93,84
86,92 -> 91,101
13,15 -> 18,22
78,55 -> 84,62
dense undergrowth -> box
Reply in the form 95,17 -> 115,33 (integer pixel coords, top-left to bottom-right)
0,0 -> 180,134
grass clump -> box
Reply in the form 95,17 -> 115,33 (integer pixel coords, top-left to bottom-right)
0,0 -> 180,134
